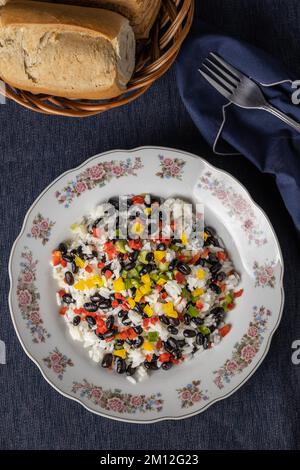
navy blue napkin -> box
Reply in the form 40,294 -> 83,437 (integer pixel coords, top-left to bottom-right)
176,20 -> 300,232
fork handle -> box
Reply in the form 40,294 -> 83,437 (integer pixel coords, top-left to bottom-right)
262,105 -> 300,133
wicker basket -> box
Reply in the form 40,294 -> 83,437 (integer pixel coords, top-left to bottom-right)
0,0 -> 194,117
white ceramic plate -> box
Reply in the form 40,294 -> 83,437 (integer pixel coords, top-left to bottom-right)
9,147 -> 284,423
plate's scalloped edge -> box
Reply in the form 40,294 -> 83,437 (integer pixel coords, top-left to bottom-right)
8,146 -> 285,424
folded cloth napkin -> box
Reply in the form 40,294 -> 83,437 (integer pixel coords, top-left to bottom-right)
176,20 -> 300,232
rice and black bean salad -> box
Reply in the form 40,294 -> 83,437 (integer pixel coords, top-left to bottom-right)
52,195 -> 243,384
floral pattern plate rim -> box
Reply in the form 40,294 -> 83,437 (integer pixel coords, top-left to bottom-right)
8,147 -> 284,423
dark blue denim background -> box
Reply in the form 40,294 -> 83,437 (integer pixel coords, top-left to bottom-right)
0,0 -> 300,450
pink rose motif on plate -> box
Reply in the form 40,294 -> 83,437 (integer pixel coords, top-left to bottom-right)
214,306 -> 271,389
88,165 -> 106,181
177,380 -> 209,408
72,379 -> 163,414
254,261 -> 276,288
247,326 -> 258,338
39,220 -> 49,231
43,347 -> 74,380
240,344 -> 257,362
56,157 -> 143,208
30,311 -> 41,325
215,189 -> 227,200
31,225 -> 40,237
156,155 -> 186,180
130,396 -> 143,408
18,289 -> 32,306
75,181 -> 87,193
23,271 -> 34,283
27,214 -> 55,246
226,360 -> 238,373
107,397 -> 125,413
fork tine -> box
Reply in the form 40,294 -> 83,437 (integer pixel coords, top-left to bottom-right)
210,53 -> 244,80
204,58 -> 239,86
202,63 -> 235,93
199,69 -> 232,100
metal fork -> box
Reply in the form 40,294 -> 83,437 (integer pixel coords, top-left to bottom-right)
199,53 -> 300,133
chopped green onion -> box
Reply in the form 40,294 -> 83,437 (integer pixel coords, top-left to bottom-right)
148,332 -> 159,342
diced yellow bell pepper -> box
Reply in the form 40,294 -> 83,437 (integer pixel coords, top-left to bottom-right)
143,304 -> 153,317
143,341 -> 154,351
163,302 -> 178,318
113,277 -> 125,292
157,277 -> 167,286
92,275 -> 104,287
85,278 -> 96,289
141,273 -> 151,285
139,284 -> 151,295
134,289 -> 143,302
74,256 -> 85,268
74,279 -> 86,291
144,207 -> 151,215
196,269 -> 205,280
127,297 -> 136,308
181,231 -> 188,246
154,251 -> 166,262
203,231 -> 209,241
113,349 -> 127,359
193,287 -> 204,297
132,221 -> 144,235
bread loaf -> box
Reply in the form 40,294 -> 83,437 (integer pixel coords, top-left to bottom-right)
0,1 -> 136,99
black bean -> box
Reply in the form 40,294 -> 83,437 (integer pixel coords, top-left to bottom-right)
164,341 -> 174,353
147,263 -> 156,272
208,253 -> 218,264
192,346 -> 199,354
122,314 -> 132,326
90,294 -> 102,304
143,361 -> 152,370
148,361 -> 159,370
115,339 -> 124,348
65,271 -> 74,286
106,315 -> 114,330
204,236 -> 218,247
161,361 -> 173,371
177,262 -> 191,275
71,261 -> 78,274
167,337 -> 178,349
124,262 -> 136,271
157,243 -> 166,251
168,317 -> 180,326
210,262 -> 222,275
118,310 -> 126,318
58,243 -> 67,254
216,271 -> 226,282
210,283 -> 222,294
172,349 -> 182,360
98,299 -> 112,309
204,226 -> 216,236
209,325 -> 217,333
128,251 -> 139,262
159,315 -> 170,326
103,330 -> 115,339
84,302 -> 98,313
133,303 -> 144,314
133,325 -> 143,335
102,353 -> 113,368
168,259 -> 178,271
95,332 -> 104,340
126,364 -> 137,376
183,329 -> 196,338
183,313 -> 191,325
62,293 -> 74,304
191,317 -> 204,326
167,326 -> 179,335
62,254 -> 74,263
108,197 -> 120,210
140,265 -> 151,275
146,252 -> 154,262
86,315 -> 96,326
72,315 -> 81,326
132,336 -> 144,348
203,337 -> 209,349
211,306 -> 225,317
196,333 -> 204,346
195,257 -> 206,266
177,339 -> 187,348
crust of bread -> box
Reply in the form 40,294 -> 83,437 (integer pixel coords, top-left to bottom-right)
0,1 -> 136,99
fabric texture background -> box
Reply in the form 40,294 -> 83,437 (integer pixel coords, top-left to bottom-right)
0,0 -> 299,450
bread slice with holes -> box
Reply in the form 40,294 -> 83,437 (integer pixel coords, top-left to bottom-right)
0,1 -> 136,99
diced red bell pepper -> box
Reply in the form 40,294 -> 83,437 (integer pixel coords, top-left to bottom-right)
150,317 -> 159,324
92,227 -> 102,238
196,300 -> 204,310
132,195 -> 144,205
60,259 -> 67,268
59,307 -> 68,316
111,299 -> 119,308
128,239 -> 143,250
85,265 -> 93,273
146,354 -> 153,362
175,272 -> 185,284
114,293 -> 123,300
216,251 -> 227,261
97,262 -> 105,269
58,289 -> 66,297
104,270 -> 113,279
189,252 -> 201,265
52,250 -> 62,266
143,318 -> 150,329
219,324 -> 231,337
118,330 -> 129,340
234,289 -> 244,298
128,328 -> 138,340
159,353 -> 171,363
160,292 -> 168,300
